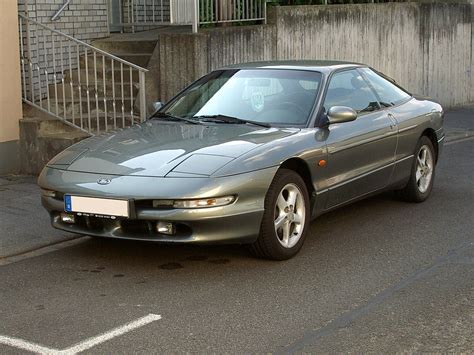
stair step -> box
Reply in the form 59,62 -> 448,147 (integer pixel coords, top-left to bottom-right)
37,98 -> 138,121
41,130 -> 90,140
19,114 -> 90,175
91,39 -> 158,54
80,52 -> 152,69
48,82 -> 139,99
20,115 -> 81,136
49,96 -> 135,105
65,68 -> 141,83
63,115 -> 141,134
116,53 -> 152,67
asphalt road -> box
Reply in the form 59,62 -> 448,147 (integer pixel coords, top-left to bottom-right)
0,109 -> 473,354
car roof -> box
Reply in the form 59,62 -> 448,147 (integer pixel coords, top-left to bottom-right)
220,60 -> 364,73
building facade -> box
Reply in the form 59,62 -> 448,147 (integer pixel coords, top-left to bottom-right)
0,1 -> 23,174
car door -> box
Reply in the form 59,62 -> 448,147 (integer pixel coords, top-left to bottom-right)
322,68 -> 398,209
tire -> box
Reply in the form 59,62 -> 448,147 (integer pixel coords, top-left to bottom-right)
249,169 -> 310,260
397,136 -> 436,202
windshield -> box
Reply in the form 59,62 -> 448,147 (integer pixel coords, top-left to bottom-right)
162,69 -> 322,127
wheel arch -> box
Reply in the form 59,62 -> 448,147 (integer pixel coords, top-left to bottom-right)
279,158 -> 316,209
421,128 -> 439,163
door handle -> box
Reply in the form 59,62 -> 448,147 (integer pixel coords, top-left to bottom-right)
387,113 -> 397,129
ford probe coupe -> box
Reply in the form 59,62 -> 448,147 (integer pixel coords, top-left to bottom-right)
38,61 -> 444,260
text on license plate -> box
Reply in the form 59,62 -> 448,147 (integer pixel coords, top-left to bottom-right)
64,195 -> 129,217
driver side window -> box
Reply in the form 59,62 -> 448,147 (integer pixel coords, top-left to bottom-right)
324,69 -> 380,114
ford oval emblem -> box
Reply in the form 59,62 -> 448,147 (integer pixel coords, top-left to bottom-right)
97,178 -> 111,185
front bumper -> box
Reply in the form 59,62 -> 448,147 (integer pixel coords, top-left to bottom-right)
39,166 -> 278,244
435,126 -> 445,161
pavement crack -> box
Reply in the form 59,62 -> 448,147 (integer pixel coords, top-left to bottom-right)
277,240 -> 474,354
0,237 -> 84,266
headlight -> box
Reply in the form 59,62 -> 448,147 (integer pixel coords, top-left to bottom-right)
153,196 -> 236,209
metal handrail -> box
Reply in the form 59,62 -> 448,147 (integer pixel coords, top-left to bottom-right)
18,13 -> 149,135
197,0 -> 267,26
51,0 -> 71,21
19,14 -> 148,71
120,0 -> 268,33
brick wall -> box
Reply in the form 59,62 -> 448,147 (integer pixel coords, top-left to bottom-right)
18,0 -> 109,42
17,0 -> 110,103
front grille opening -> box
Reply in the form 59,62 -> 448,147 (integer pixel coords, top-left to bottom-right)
121,220 -> 155,234
134,199 -> 174,210
57,213 -> 192,239
72,215 -> 112,232
121,220 -> 192,237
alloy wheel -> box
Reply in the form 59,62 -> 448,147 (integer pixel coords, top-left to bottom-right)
274,183 -> 306,249
416,145 -> 434,193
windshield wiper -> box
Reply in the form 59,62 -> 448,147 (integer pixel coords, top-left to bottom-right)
193,114 -> 270,128
152,112 -> 202,125
379,101 -> 394,108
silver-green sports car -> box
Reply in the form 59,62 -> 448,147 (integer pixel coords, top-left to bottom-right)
39,61 -> 444,260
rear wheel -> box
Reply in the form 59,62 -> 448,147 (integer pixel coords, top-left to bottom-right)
397,136 -> 436,202
249,169 -> 310,260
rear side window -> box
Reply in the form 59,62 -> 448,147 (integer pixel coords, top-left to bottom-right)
323,69 -> 380,114
359,68 -> 411,107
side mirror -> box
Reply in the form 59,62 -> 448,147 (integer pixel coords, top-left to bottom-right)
148,101 -> 164,120
152,101 -> 163,112
327,106 -> 357,124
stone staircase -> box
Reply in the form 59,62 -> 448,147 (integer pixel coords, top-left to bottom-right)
21,35 -> 160,174
38,37 -> 158,134
20,104 -> 90,175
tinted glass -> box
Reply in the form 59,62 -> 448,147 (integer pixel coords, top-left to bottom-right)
360,68 -> 411,106
323,69 -> 380,113
164,69 -> 322,126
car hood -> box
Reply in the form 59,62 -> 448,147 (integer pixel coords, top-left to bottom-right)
48,121 -> 299,177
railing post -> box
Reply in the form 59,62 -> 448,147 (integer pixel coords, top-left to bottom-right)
139,70 -> 147,122
192,0 -> 199,33
263,0 -> 267,25
131,0 -> 135,33
24,0 -> 34,101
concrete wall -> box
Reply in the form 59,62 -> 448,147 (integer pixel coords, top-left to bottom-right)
0,0 -> 23,174
157,25 -> 277,101
156,2 -> 473,108
274,3 -> 472,107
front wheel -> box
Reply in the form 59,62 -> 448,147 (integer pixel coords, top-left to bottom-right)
249,169 -> 310,260
397,136 -> 436,202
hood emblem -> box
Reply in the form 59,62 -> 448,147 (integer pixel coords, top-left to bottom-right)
97,178 -> 111,185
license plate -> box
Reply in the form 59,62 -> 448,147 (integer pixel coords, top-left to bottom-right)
64,195 -> 130,218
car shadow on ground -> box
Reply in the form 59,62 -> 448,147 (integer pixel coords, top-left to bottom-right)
59,191 -> 405,270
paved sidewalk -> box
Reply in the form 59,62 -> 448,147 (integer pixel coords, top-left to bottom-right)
443,105 -> 474,142
0,175 -> 79,259
0,106 -> 472,260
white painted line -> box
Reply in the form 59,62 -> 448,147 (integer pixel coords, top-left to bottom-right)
0,313 -> 161,354
0,335 -> 56,354
445,135 -> 474,146
60,314 -> 162,354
